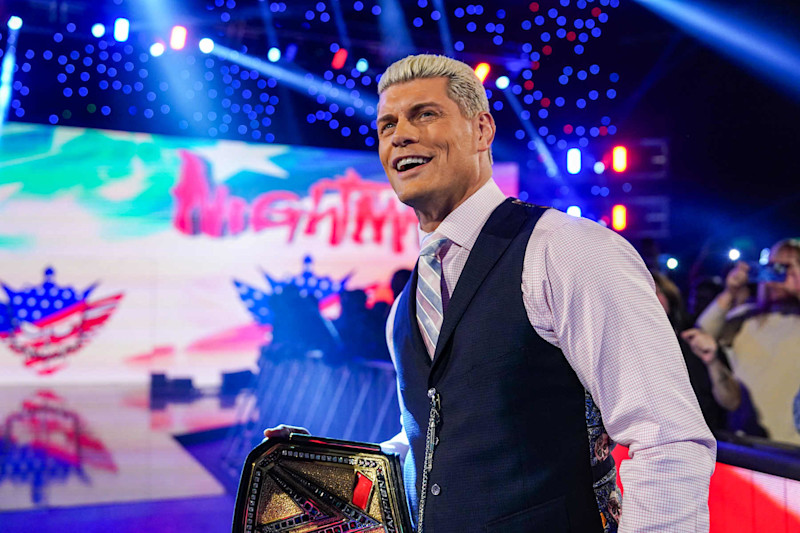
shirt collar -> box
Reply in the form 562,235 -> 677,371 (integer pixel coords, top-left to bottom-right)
418,178 -> 506,252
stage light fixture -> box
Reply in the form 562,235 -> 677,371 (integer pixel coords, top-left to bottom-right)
113,18 -> 130,42
666,257 -> 679,270
728,248 -> 741,261
7,16 -> 22,30
198,38 -> 215,54
566,205 -> 582,217
612,145 -> 627,172
612,204 -> 627,231
268,47 -> 281,62
356,58 -> 369,72
170,26 -> 187,50
593,161 -> 605,174
474,62 -> 490,83
150,42 -> 165,57
566,148 -> 581,174
91,23 -> 106,38
759,247 -> 770,265
495,75 -> 510,90
331,48 -> 348,69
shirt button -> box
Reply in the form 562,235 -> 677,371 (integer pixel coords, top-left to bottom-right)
431,483 -> 441,496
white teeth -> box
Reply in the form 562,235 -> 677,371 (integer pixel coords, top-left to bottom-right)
396,156 -> 431,171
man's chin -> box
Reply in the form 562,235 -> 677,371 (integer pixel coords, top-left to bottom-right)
391,186 -> 426,209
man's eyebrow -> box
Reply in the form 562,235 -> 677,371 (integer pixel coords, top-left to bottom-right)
378,102 -> 444,124
409,102 -> 443,114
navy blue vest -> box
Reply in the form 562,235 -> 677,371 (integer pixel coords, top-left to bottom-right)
393,199 -> 606,533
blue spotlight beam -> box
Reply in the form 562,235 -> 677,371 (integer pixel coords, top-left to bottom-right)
634,0 -> 800,98
501,88 -> 561,180
379,0 -> 414,62
0,21 -> 21,134
258,1 -> 279,50
209,44 -> 377,119
431,0 -> 454,56
613,32 -> 683,129
330,0 -> 353,52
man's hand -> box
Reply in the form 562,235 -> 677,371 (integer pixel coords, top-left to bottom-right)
681,328 -> 718,365
725,261 -> 750,292
263,424 -> 311,439
724,261 -> 751,303
681,328 -> 742,410
715,261 -> 750,310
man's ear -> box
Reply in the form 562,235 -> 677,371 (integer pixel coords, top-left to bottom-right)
475,111 -> 496,153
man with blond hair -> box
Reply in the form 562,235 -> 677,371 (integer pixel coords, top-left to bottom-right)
268,54 -> 715,533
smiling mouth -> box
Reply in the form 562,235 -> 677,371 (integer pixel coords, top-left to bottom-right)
394,156 -> 432,173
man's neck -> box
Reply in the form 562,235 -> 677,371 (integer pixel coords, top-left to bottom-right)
414,176 -> 492,232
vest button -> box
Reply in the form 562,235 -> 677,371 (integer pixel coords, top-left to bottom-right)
431,483 -> 441,496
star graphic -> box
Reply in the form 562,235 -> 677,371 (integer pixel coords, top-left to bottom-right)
192,140 -> 289,182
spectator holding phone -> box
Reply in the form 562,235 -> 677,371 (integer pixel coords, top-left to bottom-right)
696,238 -> 800,444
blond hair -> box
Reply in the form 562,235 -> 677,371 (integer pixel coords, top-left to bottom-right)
771,238 -> 800,262
378,54 -> 493,163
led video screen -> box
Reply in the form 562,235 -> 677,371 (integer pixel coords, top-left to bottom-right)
0,123 -> 518,384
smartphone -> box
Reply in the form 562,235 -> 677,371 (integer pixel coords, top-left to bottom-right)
748,262 -> 788,283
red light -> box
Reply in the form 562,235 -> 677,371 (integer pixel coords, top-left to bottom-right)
542,45 -> 552,55
540,97 -> 550,107
170,26 -> 187,50
567,31 -> 576,41
592,7 -> 602,17
332,48 -> 348,69
563,124 -> 573,134
612,205 -> 627,231
529,2 -> 539,12
612,146 -> 627,172
524,80 -> 534,90
474,62 -> 490,83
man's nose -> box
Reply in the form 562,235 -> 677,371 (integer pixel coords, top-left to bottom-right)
392,119 -> 418,147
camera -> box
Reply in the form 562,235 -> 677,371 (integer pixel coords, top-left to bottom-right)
748,262 -> 788,283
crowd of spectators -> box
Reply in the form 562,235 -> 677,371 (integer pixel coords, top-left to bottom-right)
693,239 -> 800,444
646,238 -> 800,444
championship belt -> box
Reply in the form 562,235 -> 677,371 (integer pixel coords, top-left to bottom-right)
232,434 -> 413,533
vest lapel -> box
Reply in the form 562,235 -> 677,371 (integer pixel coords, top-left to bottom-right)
402,262 -> 433,368
430,199 -> 534,375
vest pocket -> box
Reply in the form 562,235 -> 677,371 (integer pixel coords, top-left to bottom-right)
484,495 -> 569,532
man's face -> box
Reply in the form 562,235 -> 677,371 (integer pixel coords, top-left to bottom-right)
376,77 -> 492,215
